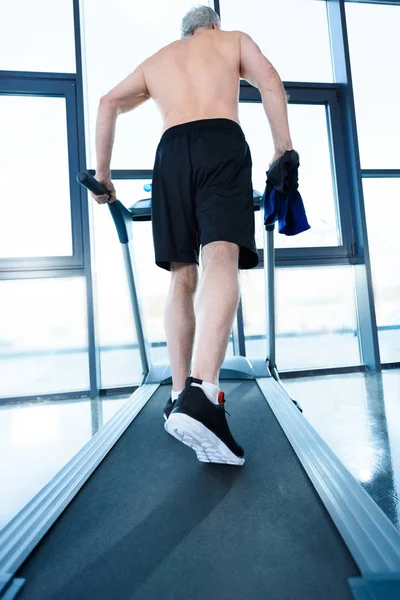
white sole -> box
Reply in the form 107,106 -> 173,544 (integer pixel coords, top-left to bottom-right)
164,412 -> 245,466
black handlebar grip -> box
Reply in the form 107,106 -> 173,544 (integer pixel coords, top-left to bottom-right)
76,171 -> 111,197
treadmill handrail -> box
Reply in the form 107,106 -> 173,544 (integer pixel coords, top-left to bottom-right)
76,171 -> 149,377
77,171 -> 133,244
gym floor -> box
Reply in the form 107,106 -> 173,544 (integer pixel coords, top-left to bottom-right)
1,370 -> 399,531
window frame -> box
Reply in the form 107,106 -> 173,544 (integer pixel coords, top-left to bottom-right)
0,72 -> 84,274
240,81 -> 356,267
344,0 -> 399,5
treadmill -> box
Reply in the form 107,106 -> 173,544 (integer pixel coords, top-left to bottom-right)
1,173 -> 399,600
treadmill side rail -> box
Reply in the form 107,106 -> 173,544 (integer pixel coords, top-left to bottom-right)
349,575 -> 400,600
257,377 -> 400,575
0,576 -> 25,600
0,385 -> 159,577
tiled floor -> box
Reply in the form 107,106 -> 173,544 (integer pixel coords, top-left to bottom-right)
284,370 -> 400,530
0,394 -> 131,529
1,370 -> 399,535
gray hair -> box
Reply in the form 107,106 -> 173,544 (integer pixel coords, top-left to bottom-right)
181,5 -> 221,38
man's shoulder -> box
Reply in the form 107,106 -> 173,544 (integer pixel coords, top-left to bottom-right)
226,30 -> 246,40
171,29 -> 243,48
146,37 -> 182,62
145,30 -> 244,65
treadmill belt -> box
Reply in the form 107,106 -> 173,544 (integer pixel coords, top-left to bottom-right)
17,380 -> 360,599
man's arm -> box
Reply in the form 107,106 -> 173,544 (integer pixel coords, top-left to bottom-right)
93,63 -> 151,203
239,32 -> 292,164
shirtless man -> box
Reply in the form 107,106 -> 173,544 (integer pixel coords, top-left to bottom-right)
91,5 -> 293,466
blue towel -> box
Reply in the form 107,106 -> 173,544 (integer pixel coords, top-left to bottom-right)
262,150 -> 310,236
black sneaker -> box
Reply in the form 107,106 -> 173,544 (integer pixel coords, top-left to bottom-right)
163,380 -> 194,420
164,377 -> 245,466
163,396 -> 176,421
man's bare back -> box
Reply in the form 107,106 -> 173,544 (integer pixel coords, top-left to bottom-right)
142,29 -> 242,134
92,24 -> 292,203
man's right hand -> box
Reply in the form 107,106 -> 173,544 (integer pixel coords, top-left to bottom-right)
90,175 -> 117,204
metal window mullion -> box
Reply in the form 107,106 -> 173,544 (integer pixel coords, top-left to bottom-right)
326,0 -> 381,371
362,170 -> 400,178
0,256 -> 83,274
345,0 -> 400,6
65,83 -> 84,267
213,0 -> 221,17
74,0 -> 100,398
0,77 -> 76,97
106,170 -> 153,180
0,267 -> 86,280
87,169 -> 154,180
325,92 -> 355,255
276,244 -> 351,261
0,70 -> 76,80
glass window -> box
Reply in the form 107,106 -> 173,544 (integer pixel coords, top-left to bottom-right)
346,3 -> 400,168
220,0 -> 333,82
240,268 -> 267,359
0,0 -> 76,73
239,266 -> 360,369
0,277 -> 89,398
275,266 -> 360,370
240,102 -> 340,249
363,178 -> 400,363
284,371 -> 400,526
0,394 -> 131,529
93,101 -> 162,171
285,373 -> 379,484
0,95 -> 73,258
0,400 -> 92,528
92,180 -> 146,388
82,0 -> 197,169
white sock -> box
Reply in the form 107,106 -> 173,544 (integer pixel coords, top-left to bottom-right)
171,389 -> 183,402
191,380 -> 220,405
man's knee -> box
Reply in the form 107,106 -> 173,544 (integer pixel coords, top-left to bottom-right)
201,241 -> 239,270
170,262 -> 198,293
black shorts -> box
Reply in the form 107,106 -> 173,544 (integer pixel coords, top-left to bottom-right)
151,118 -> 259,271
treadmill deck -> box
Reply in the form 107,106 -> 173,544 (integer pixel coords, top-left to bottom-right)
17,380 -> 359,600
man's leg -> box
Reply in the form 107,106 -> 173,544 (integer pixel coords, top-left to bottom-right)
164,262 -> 198,392
191,241 -> 240,385
165,241 -> 245,465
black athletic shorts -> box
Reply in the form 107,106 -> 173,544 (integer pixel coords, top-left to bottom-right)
151,118 -> 259,271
